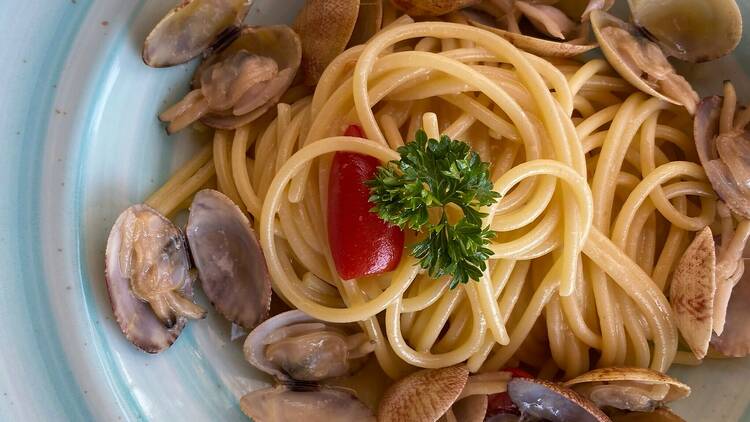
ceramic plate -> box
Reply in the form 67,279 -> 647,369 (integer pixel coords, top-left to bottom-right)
2,0 -> 750,420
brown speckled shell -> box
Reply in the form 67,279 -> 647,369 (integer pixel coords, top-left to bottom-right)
378,365 -> 469,422
564,367 -> 690,403
669,227 -> 716,359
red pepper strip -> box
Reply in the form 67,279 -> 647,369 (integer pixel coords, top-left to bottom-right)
486,368 -> 533,417
327,125 -> 405,280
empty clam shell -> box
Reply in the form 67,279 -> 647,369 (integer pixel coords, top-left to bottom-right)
241,385 -> 376,422
590,10 -> 698,114
186,189 -> 272,330
564,367 -> 690,413
628,0 -> 742,63
669,227 -> 716,359
294,0 -> 361,85
378,365 -> 470,422
390,0 -> 479,16
507,378 -> 609,422
105,204 -> 204,353
464,9 -> 596,58
142,0 -> 252,67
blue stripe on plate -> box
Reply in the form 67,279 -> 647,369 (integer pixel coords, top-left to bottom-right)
5,0 -> 94,420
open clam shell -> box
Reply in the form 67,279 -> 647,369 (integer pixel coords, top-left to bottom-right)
464,9 -> 596,58
711,241 -> 750,357
198,25 -> 302,129
104,204 -> 200,353
694,96 -> 750,218
244,309 -> 374,382
241,385 -> 376,421
186,189 -> 272,330
590,10 -> 698,114
628,0 -> 742,63
507,378 -> 610,422
564,367 -> 690,413
142,0 -> 252,67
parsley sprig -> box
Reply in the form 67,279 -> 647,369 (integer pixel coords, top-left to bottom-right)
367,130 -> 500,288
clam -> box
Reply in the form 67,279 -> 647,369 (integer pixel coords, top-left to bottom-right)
446,394 -> 488,422
590,11 -> 699,114
563,367 -> 690,413
159,25 -> 301,132
628,0 -> 742,63
104,204 -> 206,353
694,95 -> 750,218
378,365 -> 470,422
669,227 -> 716,359
243,310 -> 375,382
514,1 -> 577,40
142,0 -> 251,67
610,407 -> 686,422
241,309 -> 376,421
186,189 -> 272,330
390,0 -> 479,17
240,385 -> 376,422
350,0 -> 384,47
711,233 -> 750,357
463,8 -> 596,58
294,0 -> 360,85
507,377 -> 610,422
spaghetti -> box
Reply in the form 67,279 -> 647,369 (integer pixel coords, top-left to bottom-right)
146,19 -> 717,381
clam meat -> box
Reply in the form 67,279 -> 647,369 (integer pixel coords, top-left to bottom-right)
563,367 -> 690,413
244,310 -> 375,382
105,204 -> 206,353
590,10 -> 699,114
160,25 -> 301,132
240,385 -> 376,422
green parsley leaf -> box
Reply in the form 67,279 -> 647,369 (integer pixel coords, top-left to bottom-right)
367,130 -> 500,287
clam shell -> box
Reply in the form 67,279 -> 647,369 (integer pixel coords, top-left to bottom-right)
610,407 -> 686,422
243,309 -> 323,380
564,367 -> 690,403
693,96 -> 750,218
378,365 -> 469,422
508,378 -> 609,422
711,241 -> 750,357
465,11 -> 596,58
628,0 -> 742,63
449,394 -> 488,422
294,0 -> 360,85
198,25 -> 302,129
142,0 -> 252,67
390,0 -> 479,16
669,227 -> 716,359
241,385 -> 376,421
350,0 -> 384,46
589,10 -> 697,113
186,189 -> 272,330
104,204 -> 192,353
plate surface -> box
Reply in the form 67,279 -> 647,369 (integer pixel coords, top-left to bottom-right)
1,1 -> 750,420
